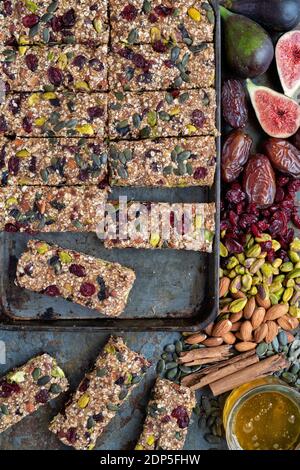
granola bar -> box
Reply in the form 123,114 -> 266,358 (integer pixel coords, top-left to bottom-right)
0,137 -> 108,186
0,185 -> 108,232
49,336 -> 151,449
135,378 -> 195,450
16,241 -> 136,317
0,353 -> 68,434
110,1 -> 215,44
109,43 -> 215,91
0,91 -> 107,137
108,89 -> 217,140
0,1 -> 109,45
109,137 -> 216,187
103,201 -> 216,252
0,44 -> 108,92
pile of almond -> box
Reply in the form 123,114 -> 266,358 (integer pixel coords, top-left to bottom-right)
185,298 -> 299,351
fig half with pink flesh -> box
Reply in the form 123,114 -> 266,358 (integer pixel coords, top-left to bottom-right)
246,79 -> 300,138
276,30 -> 300,101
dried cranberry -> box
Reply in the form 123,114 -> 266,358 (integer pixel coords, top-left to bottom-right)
4,223 -> 18,232
80,282 -> 96,297
152,40 -> 168,53
193,167 -> 208,180
44,285 -> 61,297
48,67 -> 63,85
149,13 -> 158,23
69,264 -> 86,277
132,53 -> 147,69
24,263 -> 34,276
8,156 -> 19,175
277,175 -> 290,187
93,412 -> 104,422
161,415 -> 171,423
3,1 -> 13,16
120,4 -> 138,21
66,427 -> 77,444
87,106 -> 103,120
275,187 -> 285,203
25,53 -> 38,72
171,405 -> 189,429
239,213 -> 257,229
0,115 -> 8,133
154,5 -> 174,17
191,109 -> 206,129
292,211 -> 300,228
29,156 -> 37,173
119,47 -> 134,60
35,389 -> 50,404
22,14 -> 39,28
0,381 -> 21,398
8,97 -> 21,115
79,378 -> 90,392
266,249 -> 276,263
73,54 -> 87,69
226,188 -> 246,204
260,240 -> 273,252
62,8 -> 76,27
22,116 -> 33,133
51,16 -> 63,32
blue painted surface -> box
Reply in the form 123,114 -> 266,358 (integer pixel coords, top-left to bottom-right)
0,331 -> 223,450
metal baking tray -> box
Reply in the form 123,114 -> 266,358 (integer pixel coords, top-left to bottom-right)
0,1 -> 220,332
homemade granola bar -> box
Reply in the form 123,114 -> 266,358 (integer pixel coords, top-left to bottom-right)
110,1 -> 215,44
0,91 -> 107,137
0,186 -> 108,232
49,336 -> 151,449
0,44 -> 108,92
16,241 -> 136,317
103,201 -> 216,252
0,1 -> 109,45
109,137 -> 216,187
0,137 -> 108,186
109,43 -> 215,91
135,378 -> 195,450
0,353 -> 68,434
108,89 -> 217,140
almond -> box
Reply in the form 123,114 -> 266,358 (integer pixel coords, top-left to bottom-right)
235,331 -> 244,341
243,297 -> 256,320
222,331 -> 236,345
211,319 -> 232,337
232,290 -> 247,299
204,323 -> 214,336
202,337 -> 223,347
230,311 -> 243,323
251,307 -> 266,329
277,315 -> 299,331
240,320 -> 253,341
265,321 -> 279,343
235,342 -> 257,352
219,277 -> 230,298
264,304 -> 289,321
255,294 -> 271,310
231,321 -> 242,332
185,332 -> 207,345
253,323 -> 268,343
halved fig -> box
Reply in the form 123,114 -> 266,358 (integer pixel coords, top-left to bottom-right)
246,79 -> 300,138
276,30 -> 300,101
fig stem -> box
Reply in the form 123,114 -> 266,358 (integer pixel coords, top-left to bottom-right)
219,5 -> 233,20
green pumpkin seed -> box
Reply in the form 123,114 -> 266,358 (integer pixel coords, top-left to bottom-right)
177,150 -> 191,162
166,368 -> 178,380
107,403 -> 119,412
165,361 -> 178,370
96,368 -> 107,377
49,383 -> 62,394
189,43 -> 208,54
117,120 -> 129,129
178,162 -> 187,175
87,417 -> 95,429
159,111 -> 171,121
139,126 -> 151,138
165,93 -> 174,105
40,13 -> 53,23
0,404 -> 9,415
278,331 -> 288,346
156,359 -> 165,374
256,342 -> 268,357
29,23 -> 40,37
290,364 -> 300,375
272,337 -> 280,353
175,340 -> 183,354
37,375 -> 51,386
179,92 -> 189,104
171,46 -> 180,62
47,1 -> 58,13
132,113 -> 141,128
42,28 -> 50,43
282,372 -> 297,384
164,344 -> 175,353
174,76 -> 183,88
147,110 -> 157,127
142,0 -> 151,13
163,165 -> 173,176
117,166 -> 128,179
32,367 -> 42,381
127,28 -> 139,44
206,10 -> 215,24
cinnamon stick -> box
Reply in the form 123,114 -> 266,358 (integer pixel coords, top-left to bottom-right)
179,345 -> 232,364
190,354 -> 259,391
181,356 -> 233,367
209,354 -> 289,396
181,351 -> 256,387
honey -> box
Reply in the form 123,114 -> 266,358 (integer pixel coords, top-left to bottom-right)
223,377 -> 300,450
233,391 -> 300,450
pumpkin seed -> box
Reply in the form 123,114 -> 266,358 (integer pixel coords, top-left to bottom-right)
139,126 -> 151,138
47,1 -> 58,13
163,165 -> 173,176
186,163 -> 193,175
40,169 -> 49,183
278,331 -> 288,346
132,113 -> 141,128
175,340 -> 183,354
165,93 -> 174,105
142,0 -> 151,14
1,405 -> 9,415
178,162 -> 187,175
179,92 -> 189,103
166,368 -> 178,380
49,383 -> 62,394
159,111 -> 170,121
156,359 -> 165,374
165,361 -> 178,370
174,76 -> 183,88
107,403 -> 119,412
282,372 -> 297,384
189,43 -> 208,54
37,375 -> 51,386
290,364 -> 300,375
256,342 -> 268,357
164,343 -> 175,353
29,24 -> 39,37
32,368 -> 42,381
127,28 -> 139,44
171,46 -> 180,62
271,337 -> 280,353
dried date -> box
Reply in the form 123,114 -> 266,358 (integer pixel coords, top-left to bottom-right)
222,79 -> 248,129
222,129 -> 252,183
243,154 -> 276,207
264,138 -> 300,178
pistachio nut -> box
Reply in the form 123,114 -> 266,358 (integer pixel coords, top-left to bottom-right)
269,293 -> 279,305
272,258 -> 283,268
285,279 -> 295,288
245,244 -> 261,258
272,240 -> 281,251
220,242 -> 228,258
236,253 -> 245,264
270,282 -> 283,293
290,238 -> 300,251
235,266 -> 245,275
241,274 -> 252,291
261,263 -> 273,278
289,305 -> 300,318
288,268 -> 300,279
283,287 -> 294,303
280,262 -> 294,273
229,276 -> 241,294
288,250 -> 300,263
249,259 -> 265,274
249,286 -> 258,296
226,256 -> 239,270
229,298 -> 247,313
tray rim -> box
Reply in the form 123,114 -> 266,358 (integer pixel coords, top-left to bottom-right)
0,0 -> 221,332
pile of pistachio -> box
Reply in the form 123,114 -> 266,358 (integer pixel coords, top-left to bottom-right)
220,235 -> 300,319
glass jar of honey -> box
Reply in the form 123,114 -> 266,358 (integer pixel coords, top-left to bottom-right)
223,376 -> 300,450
